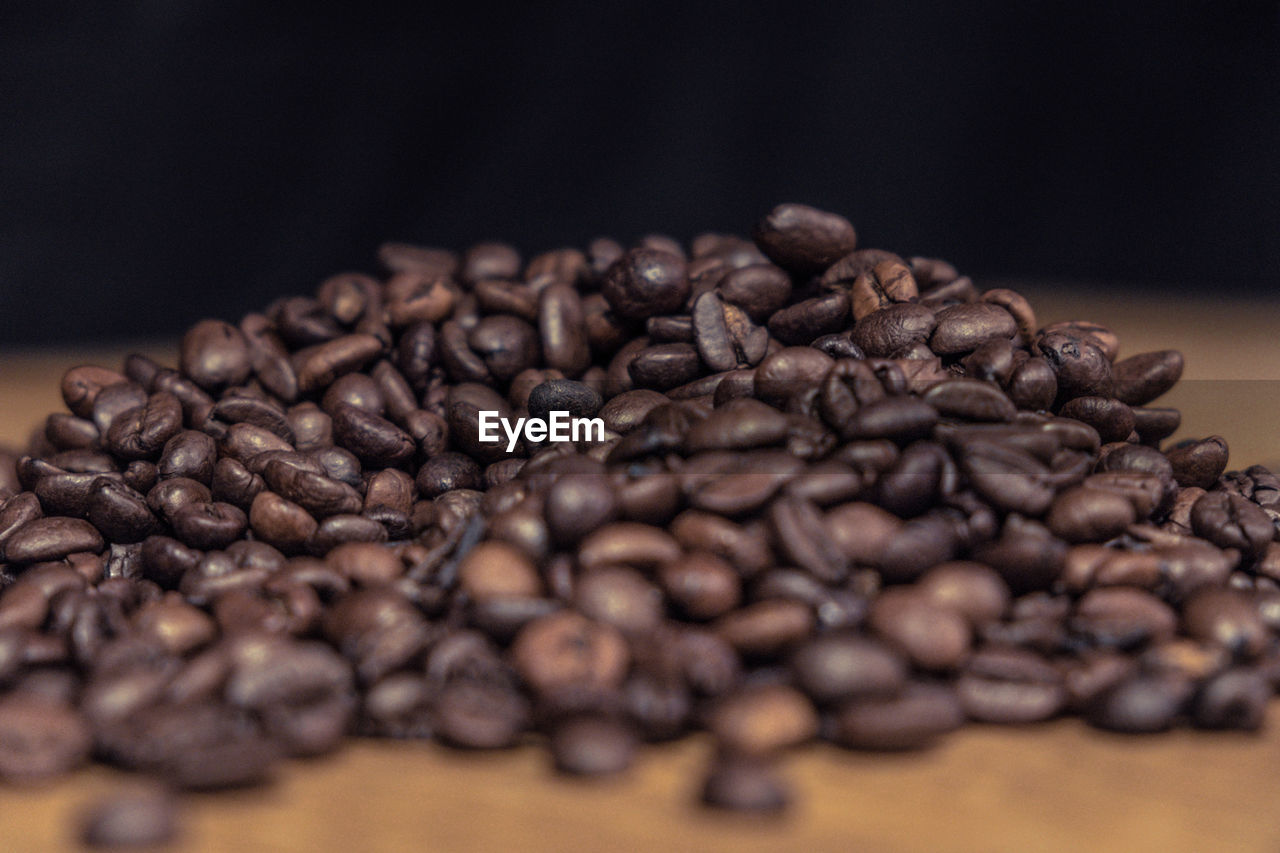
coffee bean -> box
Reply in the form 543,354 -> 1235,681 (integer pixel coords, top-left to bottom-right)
180,320 -> 253,392
929,303 -> 1017,355
768,291 -> 851,346
710,685 -> 818,754
0,695 -> 92,782
852,303 -> 938,358
921,378 -> 1017,423
870,588 -> 970,671
832,682 -> 964,750
4,517 -> 105,563
80,786 -> 178,848
1190,491 -> 1272,559
550,715 -> 637,776
1086,674 -> 1188,733
1166,436 -> 1229,489
577,523 -> 682,572
1057,396 -> 1135,444
715,599 -> 814,657
628,343 -> 702,390
956,646 -> 1066,723
1046,485 -> 1136,543
1072,587 -> 1177,649
718,264 -> 793,322
916,561 -> 1010,625
512,612 -> 629,694
700,753 -> 790,812
659,551 -> 741,621
752,203 -> 857,274
1182,588 -> 1269,657
1112,349 -> 1184,406
1191,668 -> 1270,730
61,365 -> 129,419
791,634 -> 906,704
1038,331 -> 1113,401
602,249 -> 690,320
458,541 -> 542,601
753,347 -> 834,406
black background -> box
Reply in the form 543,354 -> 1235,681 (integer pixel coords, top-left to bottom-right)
3,1 -> 1278,344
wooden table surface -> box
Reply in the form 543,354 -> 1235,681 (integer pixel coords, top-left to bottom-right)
1,285 -> 1278,853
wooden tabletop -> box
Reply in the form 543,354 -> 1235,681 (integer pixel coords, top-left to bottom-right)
1,285 -> 1278,853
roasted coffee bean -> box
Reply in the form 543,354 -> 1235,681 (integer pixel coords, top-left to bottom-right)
870,588 -> 970,671
179,322 -> 253,393
1182,587 -> 1268,657
752,203 -> 857,274
602,249 -> 690,320
87,479 -> 158,543
1005,356 -> 1057,411
790,634 -> 906,704
61,365 -> 129,419
512,612 -> 629,694
1046,485 -> 1136,544
929,303 -> 1017,355
659,552 -> 741,621
79,786 -> 179,848
458,541 -> 542,601
435,681 -> 529,747
1132,406 -> 1181,445
1166,436 -> 1229,489
170,501 -> 248,551
1191,668 -> 1270,730
1112,350 -> 1184,406
1086,674 -> 1188,733
44,412 -> 100,451
768,291 -> 851,346
718,264 -> 793,322
0,695 -> 92,782
158,430 -> 218,484
91,382 -> 150,438
709,685 -> 818,755
550,715 -> 637,776
1057,396 -> 1134,444
4,517 -> 105,563
832,682 -> 964,750
957,647 -> 1066,723
753,347 -> 834,406
921,379 -> 1015,423
331,404 -> 415,468
852,303 -> 937,358
577,523 -> 681,572
715,599 -> 814,657
1072,587 -> 1177,649
1190,491 -> 1272,559
957,440 -> 1055,516
916,561 -> 1010,625
844,397 -> 938,443
700,753 -> 790,813
1038,331 -> 1113,401
769,496 -> 848,583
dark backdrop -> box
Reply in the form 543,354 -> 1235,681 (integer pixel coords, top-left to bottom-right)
3,1 -> 1278,344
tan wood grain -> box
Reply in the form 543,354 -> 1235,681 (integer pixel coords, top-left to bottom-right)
0,289 -> 1277,853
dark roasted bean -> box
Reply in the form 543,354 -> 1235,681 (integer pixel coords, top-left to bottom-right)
832,682 -> 964,750
1166,436 -> 1229,489
1112,350 -> 1184,406
753,203 -> 857,274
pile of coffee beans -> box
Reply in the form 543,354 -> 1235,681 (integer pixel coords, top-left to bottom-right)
2,203 -> 1279,825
